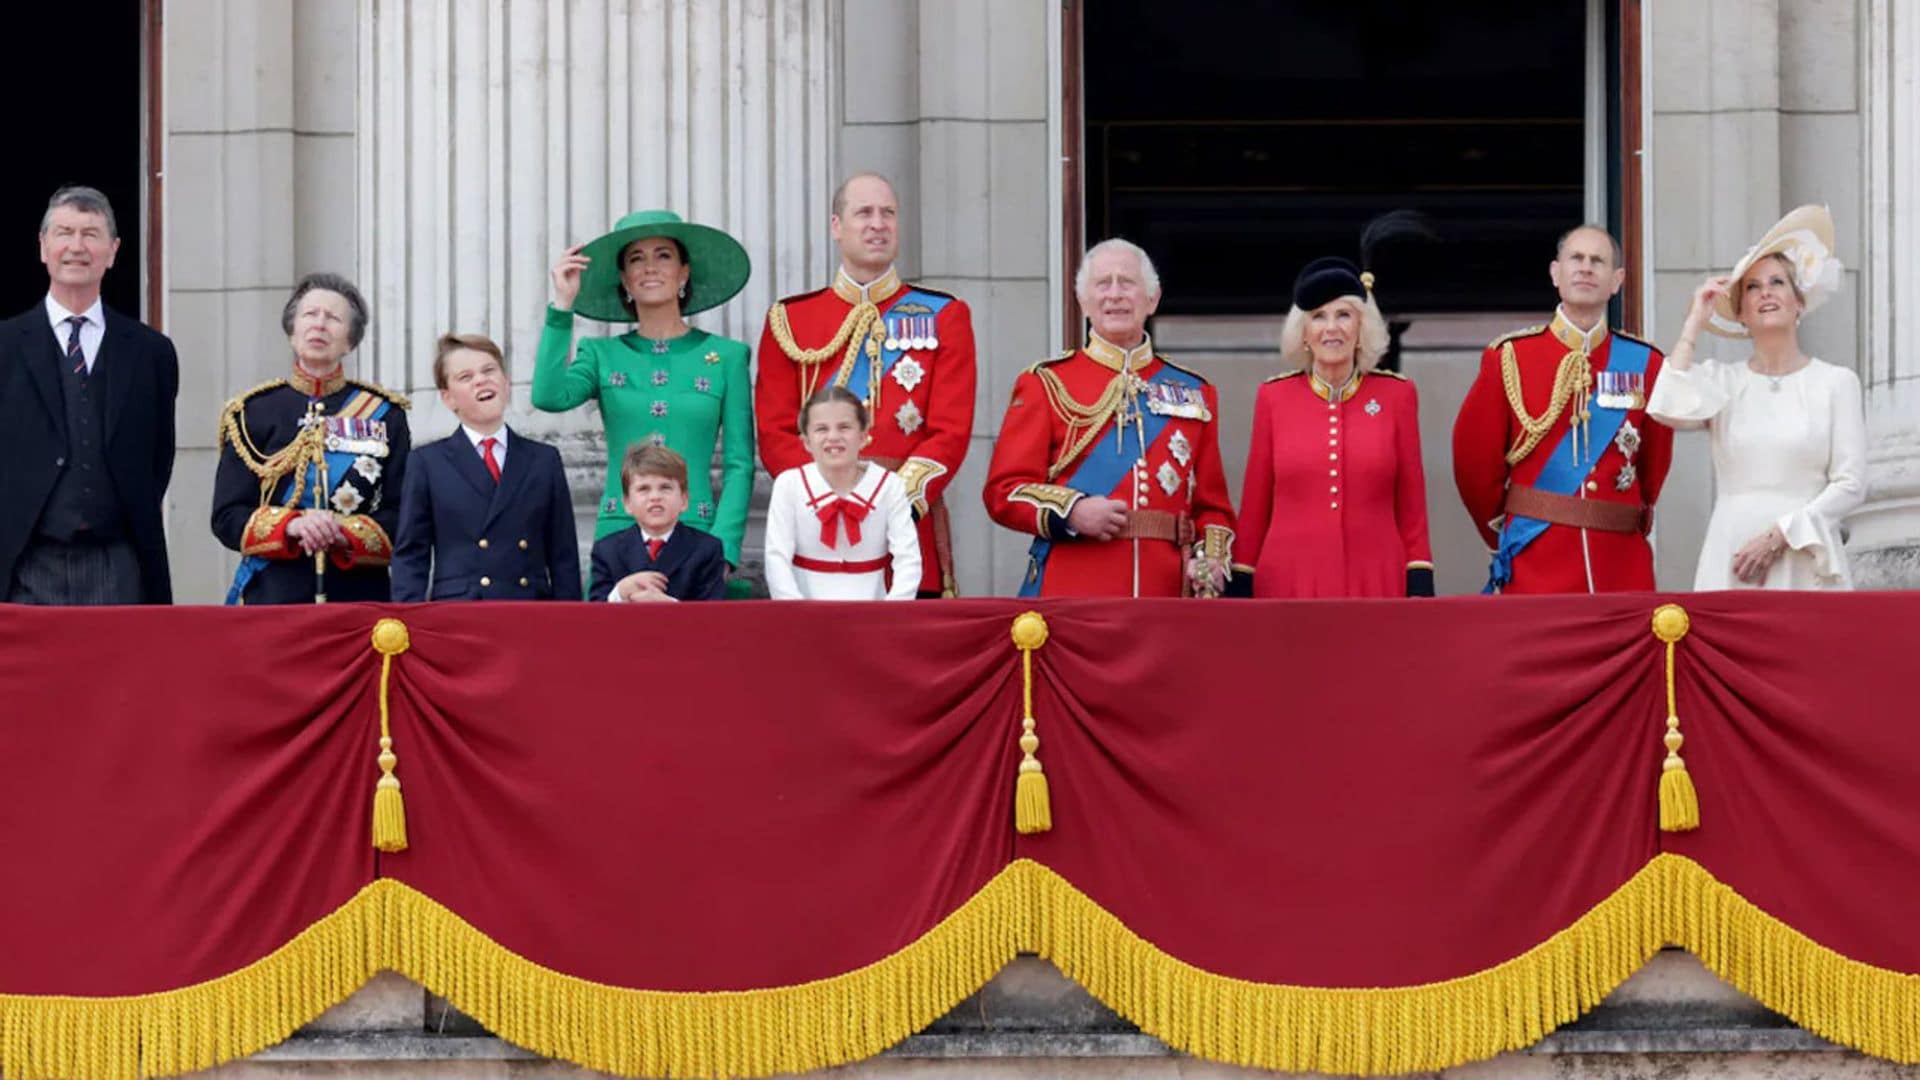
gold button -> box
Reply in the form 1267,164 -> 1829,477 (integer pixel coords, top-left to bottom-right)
477,538 -> 489,549
1586,481 -> 1598,491
1328,453 -> 1337,461
518,539 -> 529,550
1328,439 -> 1337,446
1329,469 -> 1338,477
1330,502 -> 1339,509
519,577 -> 530,587
480,576 -> 492,587
1331,486 -> 1339,493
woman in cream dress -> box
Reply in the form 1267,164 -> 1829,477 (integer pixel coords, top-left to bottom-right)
1648,205 -> 1867,590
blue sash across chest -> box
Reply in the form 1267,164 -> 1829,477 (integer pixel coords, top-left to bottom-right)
1483,336 -> 1651,593
226,391 -> 393,604
1019,364 -> 1202,597
842,289 -> 952,396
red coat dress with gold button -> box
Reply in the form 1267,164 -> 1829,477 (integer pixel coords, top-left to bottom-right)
1235,369 -> 1432,597
983,335 -> 1236,598
755,266 -> 976,595
1451,310 -> 1673,594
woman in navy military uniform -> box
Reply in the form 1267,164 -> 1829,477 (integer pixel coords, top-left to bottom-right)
211,273 -> 410,604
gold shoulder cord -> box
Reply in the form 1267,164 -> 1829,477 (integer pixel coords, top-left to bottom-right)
1033,366 -> 1129,481
768,301 -> 885,408
218,384 -> 327,510
1499,343 -> 1593,466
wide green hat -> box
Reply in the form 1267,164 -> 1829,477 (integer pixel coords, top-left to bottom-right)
574,209 -> 751,322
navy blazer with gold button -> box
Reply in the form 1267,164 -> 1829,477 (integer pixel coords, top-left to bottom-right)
392,426 -> 581,601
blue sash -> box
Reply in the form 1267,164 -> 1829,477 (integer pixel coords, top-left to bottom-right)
843,289 -> 952,398
1483,337 -> 1650,593
226,394 -> 394,604
1019,365 -> 1202,597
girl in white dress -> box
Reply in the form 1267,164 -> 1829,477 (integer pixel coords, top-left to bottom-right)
764,386 -> 922,600
1648,205 -> 1867,590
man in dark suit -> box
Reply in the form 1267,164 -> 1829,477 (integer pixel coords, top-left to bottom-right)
588,445 -> 728,602
0,186 -> 179,604
392,334 -> 581,601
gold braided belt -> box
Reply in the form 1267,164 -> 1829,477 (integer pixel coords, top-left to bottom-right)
1500,343 -> 1593,466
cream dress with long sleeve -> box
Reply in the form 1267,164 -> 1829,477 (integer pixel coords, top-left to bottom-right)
1647,357 -> 1867,590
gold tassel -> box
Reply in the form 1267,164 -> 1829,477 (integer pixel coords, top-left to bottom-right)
1011,611 -> 1052,834
370,617 -> 412,852
1651,604 -> 1699,832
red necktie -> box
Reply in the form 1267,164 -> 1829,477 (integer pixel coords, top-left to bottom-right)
646,538 -> 664,560
480,437 -> 501,483
816,499 -> 869,547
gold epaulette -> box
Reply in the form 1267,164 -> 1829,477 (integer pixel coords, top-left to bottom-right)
1368,368 -> 1409,380
214,379 -> 290,441
346,378 -> 410,411
1612,328 -> 1656,351
1153,355 -> 1212,384
1487,325 -> 1547,352
1262,370 -> 1304,383
1023,350 -> 1077,376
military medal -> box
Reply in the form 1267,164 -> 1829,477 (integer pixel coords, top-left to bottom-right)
883,316 -> 900,352
1157,462 -> 1181,496
353,456 -> 381,482
1596,370 -> 1645,410
331,485 -> 364,514
1168,429 -> 1192,466
895,399 -> 924,435
892,354 -> 925,393
1614,462 -> 1638,492
1364,398 -> 1381,417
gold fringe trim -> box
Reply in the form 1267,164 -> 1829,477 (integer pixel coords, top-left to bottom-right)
7,857 -> 1920,1078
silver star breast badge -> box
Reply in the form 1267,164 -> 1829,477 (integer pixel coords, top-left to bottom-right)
1157,462 -> 1181,496
895,399 -> 924,435
892,355 -> 926,393
1168,429 -> 1192,466
1364,398 -> 1382,417
1614,419 -> 1641,459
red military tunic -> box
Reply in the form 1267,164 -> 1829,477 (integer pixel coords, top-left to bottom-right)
756,266 -> 976,595
1235,368 -> 1432,597
984,334 -> 1236,597
1451,309 -> 1674,594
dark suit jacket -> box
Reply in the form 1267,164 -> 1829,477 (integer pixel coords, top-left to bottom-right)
392,427 -> 582,601
0,302 -> 179,602
588,525 -> 727,602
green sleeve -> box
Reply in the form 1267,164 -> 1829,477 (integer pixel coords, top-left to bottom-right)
530,305 -> 598,412
712,339 -> 757,566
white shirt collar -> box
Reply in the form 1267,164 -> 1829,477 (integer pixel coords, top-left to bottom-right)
462,423 -> 507,455
45,294 -> 104,331
641,525 -> 675,545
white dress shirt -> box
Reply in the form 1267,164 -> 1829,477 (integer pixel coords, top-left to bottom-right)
45,294 -> 105,373
462,424 -> 508,472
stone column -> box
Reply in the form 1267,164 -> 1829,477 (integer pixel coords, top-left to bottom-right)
360,0 -> 838,576
1850,0 -> 1920,586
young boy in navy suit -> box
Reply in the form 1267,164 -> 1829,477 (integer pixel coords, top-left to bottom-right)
392,334 -> 581,601
589,446 -> 728,602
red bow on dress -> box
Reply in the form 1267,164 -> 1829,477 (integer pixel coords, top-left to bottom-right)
816,498 -> 870,547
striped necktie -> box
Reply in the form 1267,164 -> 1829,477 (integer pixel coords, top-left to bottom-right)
65,315 -> 87,375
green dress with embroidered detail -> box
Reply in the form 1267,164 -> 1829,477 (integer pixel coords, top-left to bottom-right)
530,304 -> 755,564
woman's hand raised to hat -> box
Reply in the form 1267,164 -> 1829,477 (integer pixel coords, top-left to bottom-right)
1672,275 -> 1733,368
551,241 -> 590,311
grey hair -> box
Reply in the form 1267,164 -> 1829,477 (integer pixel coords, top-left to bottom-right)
1278,294 -> 1391,373
281,272 -> 371,349
1555,223 -> 1623,266
1074,238 -> 1162,299
41,185 -> 118,238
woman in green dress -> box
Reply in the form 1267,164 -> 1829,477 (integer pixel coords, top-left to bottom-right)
533,210 -> 755,574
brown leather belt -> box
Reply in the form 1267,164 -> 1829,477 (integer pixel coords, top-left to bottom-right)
1504,485 -> 1650,535
1117,509 -> 1195,545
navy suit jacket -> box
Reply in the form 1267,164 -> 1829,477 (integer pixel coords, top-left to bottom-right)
0,304 -> 179,602
391,427 -> 581,601
588,525 -> 727,602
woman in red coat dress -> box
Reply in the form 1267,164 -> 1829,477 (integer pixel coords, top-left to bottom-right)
1231,258 -> 1434,598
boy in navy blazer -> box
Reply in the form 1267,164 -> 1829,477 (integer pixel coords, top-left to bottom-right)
589,445 -> 728,602
392,334 -> 581,601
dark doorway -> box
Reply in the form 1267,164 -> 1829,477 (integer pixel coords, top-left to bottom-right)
1082,0 -> 1603,318
0,2 -> 148,319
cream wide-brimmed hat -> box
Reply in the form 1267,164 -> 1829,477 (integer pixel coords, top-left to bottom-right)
1707,204 -> 1843,338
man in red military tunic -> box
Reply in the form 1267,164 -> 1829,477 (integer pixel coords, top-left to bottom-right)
755,173 -> 976,596
984,239 -> 1235,598
1452,225 -> 1673,593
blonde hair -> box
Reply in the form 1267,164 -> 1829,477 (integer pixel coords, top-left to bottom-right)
1278,294 -> 1390,372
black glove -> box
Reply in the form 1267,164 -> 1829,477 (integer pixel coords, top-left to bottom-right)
1406,567 -> 1435,597
1223,569 -> 1255,598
